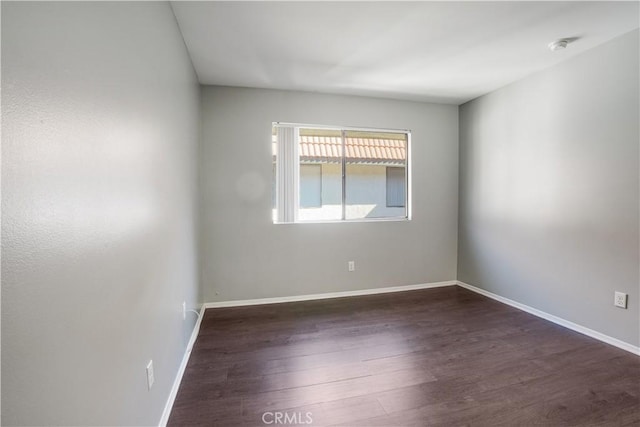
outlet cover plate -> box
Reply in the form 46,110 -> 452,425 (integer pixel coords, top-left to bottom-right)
614,292 -> 628,309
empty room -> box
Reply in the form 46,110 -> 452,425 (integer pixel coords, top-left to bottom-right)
2,1 -> 639,426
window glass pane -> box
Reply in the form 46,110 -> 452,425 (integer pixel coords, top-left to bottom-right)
345,130 -> 407,220
297,128 -> 342,221
300,164 -> 321,208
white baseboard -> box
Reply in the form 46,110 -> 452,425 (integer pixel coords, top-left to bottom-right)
457,280 -> 640,356
158,304 -> 206,427
202,280 -> 458,309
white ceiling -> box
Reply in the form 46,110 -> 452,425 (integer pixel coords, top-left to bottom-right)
171,1 -> 639,105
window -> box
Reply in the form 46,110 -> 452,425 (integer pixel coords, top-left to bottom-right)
272,123 -> 410,223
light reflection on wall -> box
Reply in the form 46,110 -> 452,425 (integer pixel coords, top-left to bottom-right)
12,120 -> 163,253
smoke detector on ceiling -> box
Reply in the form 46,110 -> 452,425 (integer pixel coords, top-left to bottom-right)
548,39 -> 569,51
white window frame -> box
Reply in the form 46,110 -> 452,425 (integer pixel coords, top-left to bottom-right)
273,122 -> 411,224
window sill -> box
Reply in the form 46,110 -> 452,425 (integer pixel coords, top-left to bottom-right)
273,217 -> 411,225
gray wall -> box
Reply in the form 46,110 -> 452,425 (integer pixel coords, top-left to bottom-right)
458,30 -> 639,346
2,2 -> 200,425
201,87 -> 458,302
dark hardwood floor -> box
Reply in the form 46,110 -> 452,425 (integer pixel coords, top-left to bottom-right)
168,286 -> 640,426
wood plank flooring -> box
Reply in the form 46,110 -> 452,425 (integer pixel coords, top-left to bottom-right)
168,286 -> 640,426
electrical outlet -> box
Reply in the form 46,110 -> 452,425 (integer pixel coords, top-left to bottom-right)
614,292 -> 628,309
348,261 -> 355,272
146,360 -> 155,390
182,301 -> 186,320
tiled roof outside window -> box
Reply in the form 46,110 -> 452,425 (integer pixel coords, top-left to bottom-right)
272,135 -> 406,165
